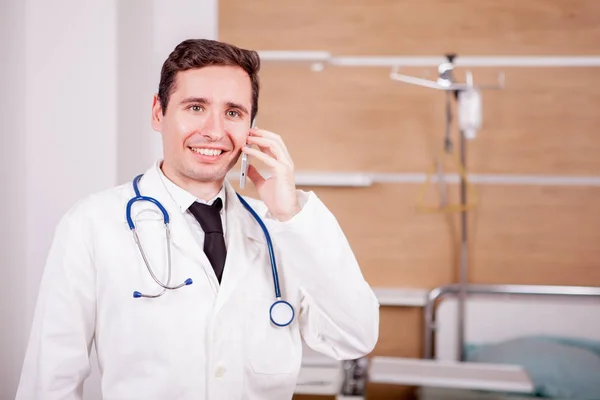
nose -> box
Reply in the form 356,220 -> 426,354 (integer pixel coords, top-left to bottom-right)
201,111 -> 226,141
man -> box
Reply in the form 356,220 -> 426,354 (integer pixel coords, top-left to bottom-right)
16,38 -> 379,400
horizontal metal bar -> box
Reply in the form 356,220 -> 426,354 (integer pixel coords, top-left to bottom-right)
374,173 -> 600,186
454,56 -> 600,68
257,52 -> 600,68
467,174 -> 600,186
226,171 -> 373,187
428,283 -> 600,304
294,172 -> 373,187
258,50 -> 332,62
329,56 -> 448,67
228,171 -> 600,187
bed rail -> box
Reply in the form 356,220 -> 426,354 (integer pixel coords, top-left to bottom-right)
423,283 -> 600,359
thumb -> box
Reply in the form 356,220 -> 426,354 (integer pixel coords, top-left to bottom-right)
247,164 -> 265,188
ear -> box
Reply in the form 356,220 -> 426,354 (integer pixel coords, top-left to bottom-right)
151,94 -> 163,132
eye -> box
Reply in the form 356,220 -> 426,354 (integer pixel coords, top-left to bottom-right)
227,110 -> 241,118
189,104 -> 204,112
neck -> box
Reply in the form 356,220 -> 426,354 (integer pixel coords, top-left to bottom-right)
160,162 -> 223,202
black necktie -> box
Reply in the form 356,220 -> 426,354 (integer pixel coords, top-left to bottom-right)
188,198 -> 227,283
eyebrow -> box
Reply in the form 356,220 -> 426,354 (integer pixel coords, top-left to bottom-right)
226,101 -> 249,116
180,97 -> 209,105
179,97 -> 250,116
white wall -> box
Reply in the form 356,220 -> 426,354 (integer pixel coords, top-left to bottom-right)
117,0 -> 218,184
117,0 -> 162,184
0,1 -> 217,399
24,0 -> 119,314
0,1 -> 27,397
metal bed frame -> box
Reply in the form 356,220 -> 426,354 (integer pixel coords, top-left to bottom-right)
423,283 -> 600,360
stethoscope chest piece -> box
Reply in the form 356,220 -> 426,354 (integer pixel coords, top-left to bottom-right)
270,299 -> 295,327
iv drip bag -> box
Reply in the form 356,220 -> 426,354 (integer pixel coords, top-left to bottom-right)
458,88 -> 482,140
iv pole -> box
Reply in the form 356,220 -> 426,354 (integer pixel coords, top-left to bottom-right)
390,54 -> 504,360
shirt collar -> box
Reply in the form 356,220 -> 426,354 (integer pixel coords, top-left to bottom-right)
156,162 -> 226,213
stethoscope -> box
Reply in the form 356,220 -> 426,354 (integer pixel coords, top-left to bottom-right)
125,174 -> 295,327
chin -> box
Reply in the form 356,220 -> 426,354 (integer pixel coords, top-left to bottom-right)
186,167 -> 229,183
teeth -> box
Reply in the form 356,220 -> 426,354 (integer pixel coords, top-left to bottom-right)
191,148 -> 222,156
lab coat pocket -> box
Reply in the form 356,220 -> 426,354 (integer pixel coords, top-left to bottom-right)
245,293 -> 297,375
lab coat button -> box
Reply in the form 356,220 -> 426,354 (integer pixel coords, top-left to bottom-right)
215,366 -> 227,378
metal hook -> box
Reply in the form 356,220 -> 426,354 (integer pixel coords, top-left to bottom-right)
437,62 -> 455,88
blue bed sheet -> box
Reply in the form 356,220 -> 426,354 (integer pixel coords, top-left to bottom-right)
464,336 -> 600,399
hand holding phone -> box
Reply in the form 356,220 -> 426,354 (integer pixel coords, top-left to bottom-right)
240,125 -> 301,221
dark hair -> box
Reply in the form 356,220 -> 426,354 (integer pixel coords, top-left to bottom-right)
157,39 -> 260,121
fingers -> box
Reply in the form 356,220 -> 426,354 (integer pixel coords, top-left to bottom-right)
250,127 -> 285,146
246,136 -> 291,167
241,146 -> 280,169
246,164 -> 265,188
242,145 -> 294,177
249,128 -> 292,162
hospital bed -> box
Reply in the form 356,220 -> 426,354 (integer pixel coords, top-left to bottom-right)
368,284 -> 600,399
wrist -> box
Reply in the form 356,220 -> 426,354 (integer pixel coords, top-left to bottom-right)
272,203 -> 302,222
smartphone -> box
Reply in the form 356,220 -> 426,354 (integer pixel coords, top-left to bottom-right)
240,118 -> 256,189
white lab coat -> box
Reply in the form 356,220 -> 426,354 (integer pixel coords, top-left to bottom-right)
16,162 -> 380,400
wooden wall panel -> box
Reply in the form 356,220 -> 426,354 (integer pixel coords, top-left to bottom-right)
463,67 -> 600,175
363,383 -> 415,400
313,184 -> 455,289
220,2 -> 600,398
254,65 -> 600,175
231,181 -> 456,289
371,307 -> 423,358
219,0 -> 600,55
231,181 -> 600,289
255,64 -> 445,173
469,184 -> 600,285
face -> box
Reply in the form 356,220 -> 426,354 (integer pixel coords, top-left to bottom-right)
151,65 -> 253,187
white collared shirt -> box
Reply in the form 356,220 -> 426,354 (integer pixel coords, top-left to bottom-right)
157,165 -> 228,247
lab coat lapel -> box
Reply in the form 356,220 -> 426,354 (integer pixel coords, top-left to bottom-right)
132,164 -> 210,270
213,181 -> 264,313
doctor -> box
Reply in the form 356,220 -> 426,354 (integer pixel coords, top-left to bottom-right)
16,38 -> 380,400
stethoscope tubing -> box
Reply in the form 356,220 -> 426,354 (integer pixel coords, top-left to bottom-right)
126,175 -> 281,301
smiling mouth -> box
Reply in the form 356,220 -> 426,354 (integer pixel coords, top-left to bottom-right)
188,147 -> 225,156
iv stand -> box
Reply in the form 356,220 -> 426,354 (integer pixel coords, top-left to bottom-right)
390,54 -> 504,360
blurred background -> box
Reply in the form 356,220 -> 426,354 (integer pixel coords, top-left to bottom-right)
1,1 -> 600,399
